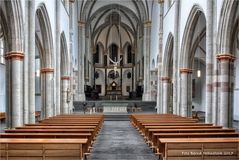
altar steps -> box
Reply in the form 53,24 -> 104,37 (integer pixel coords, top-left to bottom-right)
104,113 -> 129,121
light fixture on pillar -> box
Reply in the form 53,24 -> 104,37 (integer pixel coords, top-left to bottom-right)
197,70 -> 201,78
197,59 -> 201,78
36,69 -> 40,77
67,88 -> 71,103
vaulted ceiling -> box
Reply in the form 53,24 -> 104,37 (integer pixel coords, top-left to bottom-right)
78,0 -> 156,48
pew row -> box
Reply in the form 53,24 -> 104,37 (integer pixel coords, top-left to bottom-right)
130,113 -> 239,160
0,138 -> 88,160
158,138 -> 239,160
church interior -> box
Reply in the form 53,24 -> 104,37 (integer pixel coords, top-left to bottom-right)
0,0 -> 238,159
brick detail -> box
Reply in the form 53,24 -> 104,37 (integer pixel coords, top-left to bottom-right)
179,68 -> 193,74
216,54 -> 236,62
61,76 -> 70,80
4,51 -> 24,61
40,68 -> 54,74
160,76 -> 171,82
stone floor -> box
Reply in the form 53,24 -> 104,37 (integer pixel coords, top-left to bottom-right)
88,121 -> 158,160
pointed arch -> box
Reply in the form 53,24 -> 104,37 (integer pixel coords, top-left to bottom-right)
36,4 -> 54,67
162,33 -> 174,77
152,59 -> 155,69
95,42 -> 104,64
0,1 -> 24,51
60,32 -> 69,76
217,0 -> 239,54
180,5 -> 204,68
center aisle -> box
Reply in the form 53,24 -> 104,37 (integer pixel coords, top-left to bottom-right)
88,121 -> 158,160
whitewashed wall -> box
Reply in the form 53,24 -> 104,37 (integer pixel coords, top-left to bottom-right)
192,59 -> 206,112
150,2 -> 160,70
234,43 -> 239,121
0,64 -> 5,112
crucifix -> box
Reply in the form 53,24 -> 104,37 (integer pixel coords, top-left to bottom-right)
108,55 -> 122,73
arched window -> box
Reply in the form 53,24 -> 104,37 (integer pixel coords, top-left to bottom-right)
0,25 -> 5,64
127,45 -> 132,63
94,44 -> 100,64
109,44 -> 118,64
152,59 -> 155,69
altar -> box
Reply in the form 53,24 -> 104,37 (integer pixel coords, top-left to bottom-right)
102,102 -> 128,113
106,90 -> 121,100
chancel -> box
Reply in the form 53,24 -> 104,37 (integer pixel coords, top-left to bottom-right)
0,0 -> 238,160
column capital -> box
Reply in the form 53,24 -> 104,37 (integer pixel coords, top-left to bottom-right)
5,51 -> 24,61
144,21 -> 152,27
41,68 -> 54,74
69,0 -> 75,3
78,21 -> 86,27
180,68 -> 193,74
61,76 -> 70,80
160,76 -> 171,82
158,0 -> 164,3
216,53 -> 236,62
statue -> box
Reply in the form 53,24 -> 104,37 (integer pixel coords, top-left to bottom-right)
108,55 -> 122,72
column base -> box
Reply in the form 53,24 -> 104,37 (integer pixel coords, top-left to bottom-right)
155,105 -> 160,114
77,93 -> 86,101
142,92 -> 151,101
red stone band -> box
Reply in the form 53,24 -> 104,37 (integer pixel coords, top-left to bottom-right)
160,76 -> 171,82
217,54 -> 236,62
4,51 -> 24,60
61,76 -> 70,80
180,68 -> 193,74
40,68 -> 54,74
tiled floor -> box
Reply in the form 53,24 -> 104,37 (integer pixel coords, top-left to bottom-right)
88,121 -> 158,160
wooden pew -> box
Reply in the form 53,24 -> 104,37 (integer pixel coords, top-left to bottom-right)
158,137 -> 239,160
0,132 -> 93,153
26,123 -> 98,125
5,128 -> 95,133
14,125 -> 99,144
2,114 -> 104,159
0,112 -> 5,122
0,133 -> 91,138
15,126 -> 96,129
147,128 -> 236,144
133,120 -> 199,132
35,111 -> 41,121
142,125 -> 222,138
152,132 -> 239,152
131,113 -> 239,160
0,138 -> 88,160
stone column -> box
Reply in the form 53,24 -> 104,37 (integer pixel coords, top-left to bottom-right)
5,52 -> 24,128
180,68 -> 192,117
77,21 -> 86,101
156,0 -> 164,113
161,77 -> 171,114
173,0 -> 180,115
212,0 -> 218,125
205,0 -> 213,123
28,0 -> 35,124
55,0 -> 61,115
85,35 -> 89,84
41,68 -> 54,118
61,76 -> 70,114
24,1 -> 29,124
217,54 -> 235,127
142,21 -> 151,101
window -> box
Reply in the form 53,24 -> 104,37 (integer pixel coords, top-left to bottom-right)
94,44 -> 99,64
109,44 -> 118,64
0,25 -> 5,64
127,45 -> 132,63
